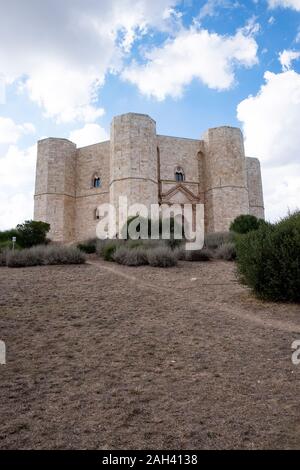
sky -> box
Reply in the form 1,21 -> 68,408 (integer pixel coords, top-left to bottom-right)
0,0 -> 299,229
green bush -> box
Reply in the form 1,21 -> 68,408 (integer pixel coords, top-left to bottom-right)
0,240 -> 21,252
44,246 -> 86,265
121,215 -> 184,246
125,239 -> 147,250
185,248 -> 213,261
0,249 -> 9,267
77,238 -> 97,254
113,246 -> 148,266
0,221 -> 50,250
100,240 -> 122,261
96,239 -> 118,257
16,220 -> 50,248
165,237 -> 184,250
121,215 -> 142,239
230,214 -> 265,235
204,232 -> 234,250
215,242 -> 236,261
0,229 -> 19,244
6,245 -> 86,268
147,246 -> 177,268
236,211 -> 300,302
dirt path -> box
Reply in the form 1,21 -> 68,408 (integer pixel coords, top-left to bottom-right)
0,260 -> 300,449
87,260 -> 300,334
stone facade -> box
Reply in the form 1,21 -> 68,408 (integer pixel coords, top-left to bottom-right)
34,112 -> 264,243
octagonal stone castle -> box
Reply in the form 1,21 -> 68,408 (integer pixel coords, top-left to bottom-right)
34,112 -> 264,243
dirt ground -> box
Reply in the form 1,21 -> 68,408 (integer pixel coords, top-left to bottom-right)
0,258 -> 300,450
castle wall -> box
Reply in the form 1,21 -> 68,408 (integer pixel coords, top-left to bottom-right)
203,127 -> 250,232
34,138 -> 76,243
157,135 -> 203,198
110,113 -> 158,224
75,141 -> 110,241
246,157 -> 265,220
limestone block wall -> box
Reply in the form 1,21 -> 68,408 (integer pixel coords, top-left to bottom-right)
246,157 -> 265,219
110,113 -> 158,220
34,138 -> 76,242
75,141 -> 110,241
203,127 -> 250,232
157,135 -> 203,198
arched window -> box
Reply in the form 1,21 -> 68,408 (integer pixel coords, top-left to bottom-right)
175,167 -> 185,182
94,208 -> 100,220
92,174 -> 101,188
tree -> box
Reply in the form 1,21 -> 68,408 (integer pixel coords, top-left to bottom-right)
230,214 -> 265,235
16,220 -> 50,248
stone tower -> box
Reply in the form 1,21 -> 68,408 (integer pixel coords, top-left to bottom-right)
34,138 -> 76,242
203,126 -> 250,232
246,157 -> 265,219
110,113 -> 158,218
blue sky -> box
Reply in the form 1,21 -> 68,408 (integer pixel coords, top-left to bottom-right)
0,0 -> 300,229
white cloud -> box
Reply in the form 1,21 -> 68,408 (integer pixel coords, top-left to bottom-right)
0,0 -> 178,123
69,123 -> 109,148
21,65 -> 105,124
262,164 -> 300,220
0,117 -> 35,144
268,0 -> 300,10
122,25 -> 258,100
198,0 -> 240,20
279,49 -> 300,71
0,144 -> 36,229
237,70 -> 300,221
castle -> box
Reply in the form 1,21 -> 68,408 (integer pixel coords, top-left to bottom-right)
34,112 -> 264,243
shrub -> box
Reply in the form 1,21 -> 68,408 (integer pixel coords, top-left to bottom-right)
125,239 -> 146,250
204,232 -> 233,250
100,240 -> 122,261
0,229 -> 19,244
0,240 -> 21,252
230,214 -> 265,235
7,247 -> 43,267
127,239 -> 165,250
96,239 -> 119,257
77,238 -> 97,254
16,220 -> 50,248
236,211 -> 300,302
113,246 -> 148,266
6,245 -> 86,268
121,215 -> 184,246
96,239 -> 106,256
0,250 -> 9,267
43,246 -> 86,265
161,217 -> 184,249
165,237 -> 184,250
121,215 -> 142,239
185,247 -> 213,261
147,246 -> 177,268
174,246 -> 187,260
215,242 -> 236,261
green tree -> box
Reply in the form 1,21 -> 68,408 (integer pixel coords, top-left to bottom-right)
16,220 -> 50,248
230,214 -> 265,234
